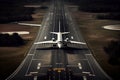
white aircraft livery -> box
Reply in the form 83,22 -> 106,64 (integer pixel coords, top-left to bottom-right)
34,21 -> 86,48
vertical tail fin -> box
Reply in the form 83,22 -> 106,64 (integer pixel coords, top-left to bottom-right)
58,20 -> 70,34
59,21 -> 61,32
51,20 -> 70,34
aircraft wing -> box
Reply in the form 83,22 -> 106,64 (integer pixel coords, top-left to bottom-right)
34,41 -> 56,44
18,23 -> 42,27
70,41 -> 86,45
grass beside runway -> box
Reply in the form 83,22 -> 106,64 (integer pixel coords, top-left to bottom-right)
0,4 -> 47,79
70,6 -> 120,80
0,26 -> 38,80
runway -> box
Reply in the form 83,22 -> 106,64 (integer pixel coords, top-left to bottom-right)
6,0 -> 112,80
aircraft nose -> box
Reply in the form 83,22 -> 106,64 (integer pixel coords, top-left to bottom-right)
58,43 -> 62,48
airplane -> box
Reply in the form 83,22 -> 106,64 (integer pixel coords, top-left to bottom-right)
34,21 -> 86,48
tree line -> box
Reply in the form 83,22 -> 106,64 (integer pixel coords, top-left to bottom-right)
0,0 -> 34,23
70,0 -> 120,20
0,33 -> 25,47
0,0 -> 50,23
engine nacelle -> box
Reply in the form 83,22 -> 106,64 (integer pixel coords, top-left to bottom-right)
52,38 -> 55,41
65,38 -> 69,42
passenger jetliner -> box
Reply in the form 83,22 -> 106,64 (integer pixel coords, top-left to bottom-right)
34,21 -> 86,48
